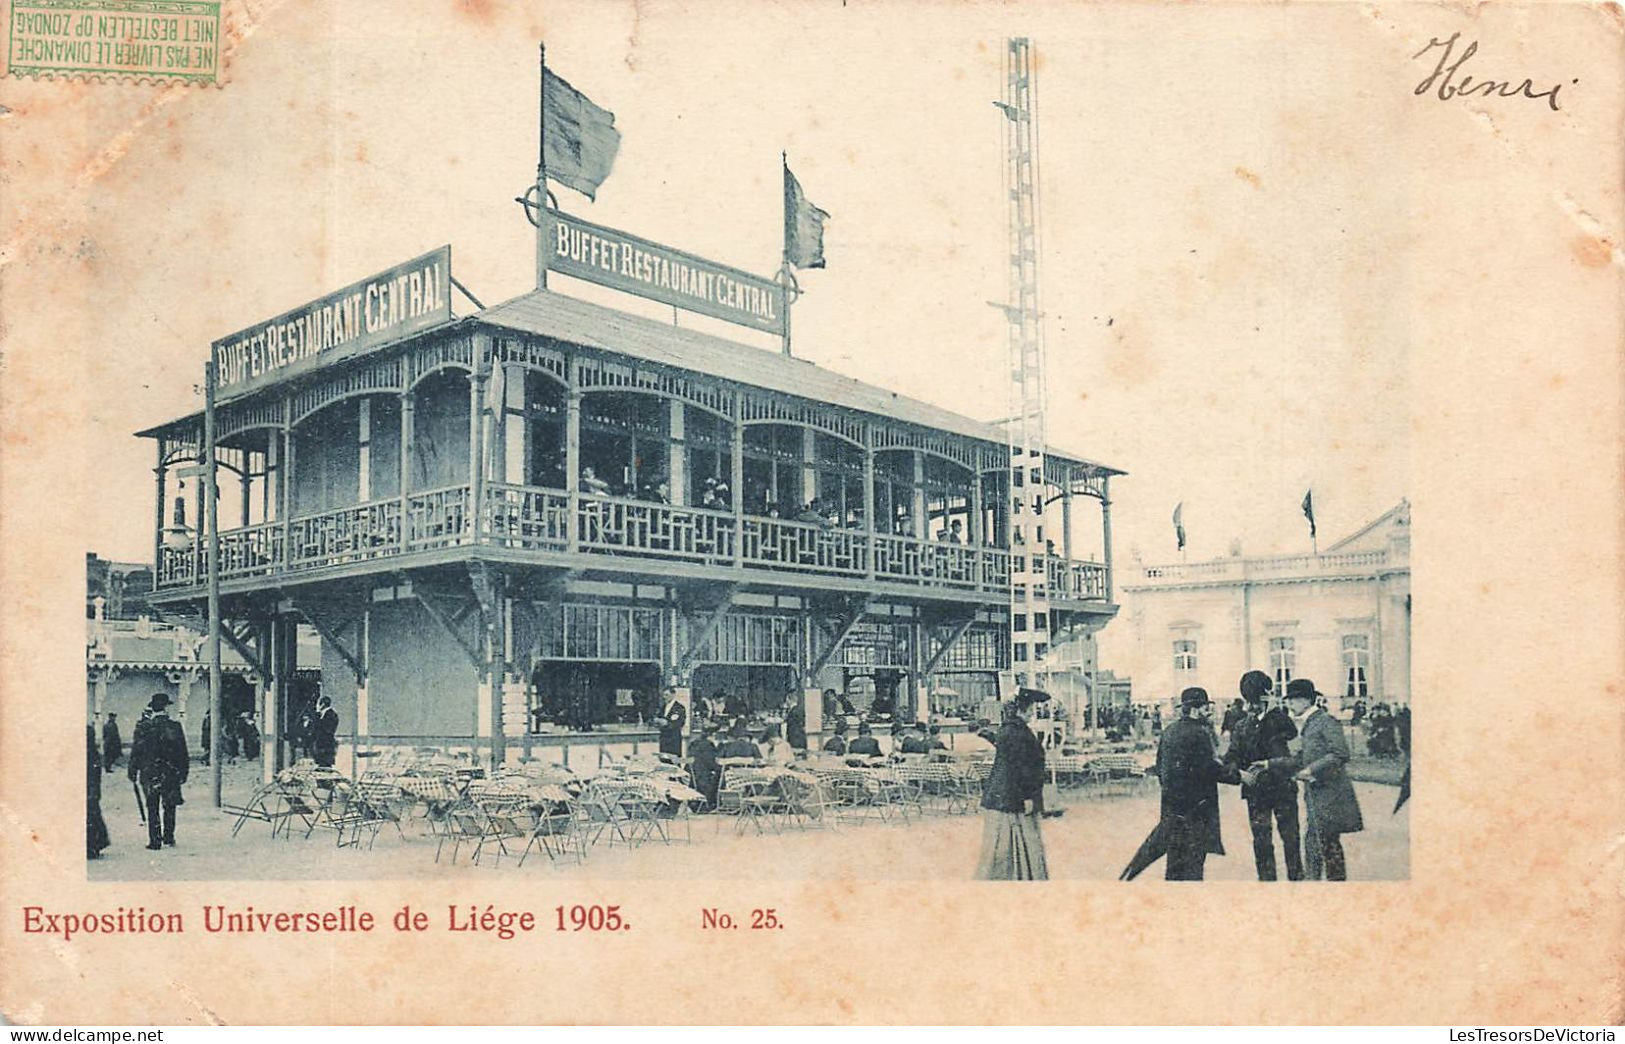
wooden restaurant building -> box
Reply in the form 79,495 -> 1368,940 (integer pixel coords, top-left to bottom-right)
139,231 -> 1122,772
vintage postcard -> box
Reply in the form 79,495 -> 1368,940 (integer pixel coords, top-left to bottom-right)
1,0 -> 1620,1026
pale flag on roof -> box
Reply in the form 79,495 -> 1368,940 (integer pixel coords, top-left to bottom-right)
543,67 -> 621,201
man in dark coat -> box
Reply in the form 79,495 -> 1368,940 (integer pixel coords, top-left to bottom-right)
310,695 -> 340,768
238,712 -> 261,761
1223,669 -> 1304,881
783,697 -> 807,751
821,719 -> 849,756
846,723 -> 882,757
200,710 -> 211,766
657,687 -> 687,758
1129,687 -> 1232,881
87,725 -> 110,859
1260,678 -> 1364,881
127,693 -> 189,850
899,721 -> 932,755
688,726 -> 722,808
101,713 -> 123,773
717,721 -> 761,761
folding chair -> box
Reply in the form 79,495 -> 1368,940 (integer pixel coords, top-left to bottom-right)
777,770 -> 836,831
579,780 -> 639,849
466,784 -> 534,866
350,778 -> 413,848
519,784 -> 586,867
733,769 -> 788,835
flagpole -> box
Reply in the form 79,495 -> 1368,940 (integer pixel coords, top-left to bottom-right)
536,42 -> 549,290
780,150 -> 792,358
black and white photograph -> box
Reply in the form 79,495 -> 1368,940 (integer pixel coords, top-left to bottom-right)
3,0 -> 1620,1027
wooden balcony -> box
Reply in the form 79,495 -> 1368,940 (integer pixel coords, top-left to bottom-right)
155,481 -> 1110,604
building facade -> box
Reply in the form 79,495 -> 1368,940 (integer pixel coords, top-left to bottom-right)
138,277 -> 1121,772
1113,502 -> 1410,712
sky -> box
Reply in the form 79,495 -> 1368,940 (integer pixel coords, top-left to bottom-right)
50,1 -> 1411,571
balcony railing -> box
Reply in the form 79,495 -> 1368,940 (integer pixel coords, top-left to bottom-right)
154,481 -> 1110,603
1137,548 -> 1394,585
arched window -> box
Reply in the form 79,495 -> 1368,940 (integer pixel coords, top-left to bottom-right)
741,424 -> 802,517
579,390 -> 668,499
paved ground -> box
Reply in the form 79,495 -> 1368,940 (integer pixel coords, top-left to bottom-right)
90,760 -> 1408,881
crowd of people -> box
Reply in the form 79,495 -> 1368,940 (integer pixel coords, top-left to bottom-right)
1351,700 -> 1410,757
1118,672 -> 1381,883
88,673 -> 1403,883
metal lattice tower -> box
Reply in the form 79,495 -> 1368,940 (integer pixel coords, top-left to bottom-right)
999,38 -> 1049,691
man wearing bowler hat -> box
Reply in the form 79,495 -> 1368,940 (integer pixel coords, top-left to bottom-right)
1223,669 -> 1304,881
1256,678 -> 1364,880
1125,687 -> 1234,880
126,692 -> 190,851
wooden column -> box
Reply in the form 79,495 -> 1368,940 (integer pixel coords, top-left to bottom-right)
863,441 -> 876,580
400,390 -> 415,498
238,448 -> 252,528
668,399 -> 685,505
153,440 -> 166,575
265,432 -> 279,522
801,427 -> 817,508
358,398 -> 372,503
263,616 -> 280,779
281,398 -> 295,562
911,451 -> 926,538
1100,476 -> 1114,601
470,335 -> 490,542
730,393 -> 744,563
565,386 -> 582,552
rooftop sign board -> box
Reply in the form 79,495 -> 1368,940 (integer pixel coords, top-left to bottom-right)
210,246 -> 452,402
542,208 -> 785,335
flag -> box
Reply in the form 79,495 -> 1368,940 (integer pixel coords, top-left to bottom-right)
543,67 -> 621,201
783,161 -> 830,269
1301,490 -> 1317,540
1172,502 -> 1186,551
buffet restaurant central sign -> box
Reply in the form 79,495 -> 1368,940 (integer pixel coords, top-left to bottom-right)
543,208 -> 785,335
211,246 -> 453,402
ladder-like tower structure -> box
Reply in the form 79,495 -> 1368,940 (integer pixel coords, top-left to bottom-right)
998,37 -> 1050,693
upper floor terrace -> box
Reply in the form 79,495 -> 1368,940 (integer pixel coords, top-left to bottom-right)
141,290 -> 1122,608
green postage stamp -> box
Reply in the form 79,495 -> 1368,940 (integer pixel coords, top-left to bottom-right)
7,0 -> 221,84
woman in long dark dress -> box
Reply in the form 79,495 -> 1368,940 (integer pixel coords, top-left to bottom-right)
974,689 -> 1050,880
86,725 -> 110,859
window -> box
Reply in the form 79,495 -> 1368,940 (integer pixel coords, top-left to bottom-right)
1342,634 -> 1371,699
1269,637 -> 1296,696
1173,639 -> 1197,672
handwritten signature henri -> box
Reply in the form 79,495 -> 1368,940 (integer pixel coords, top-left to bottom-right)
1413,33 -> 1572,112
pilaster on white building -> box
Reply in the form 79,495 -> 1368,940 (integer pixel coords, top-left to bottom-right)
1114,501 -> 1410,712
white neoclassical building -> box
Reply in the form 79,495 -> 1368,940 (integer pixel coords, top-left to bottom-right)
1111,502 -> 1410,712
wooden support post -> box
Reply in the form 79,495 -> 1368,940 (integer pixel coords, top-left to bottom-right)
1100,476 -> 1114,602
565,388 -> 581,552
400,390 -> 415,500
668,399 -> 685,506
153,440 -> 166,579
805,594 -> 872,680
470,334 -> 490,543
730,392 -> 744,564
